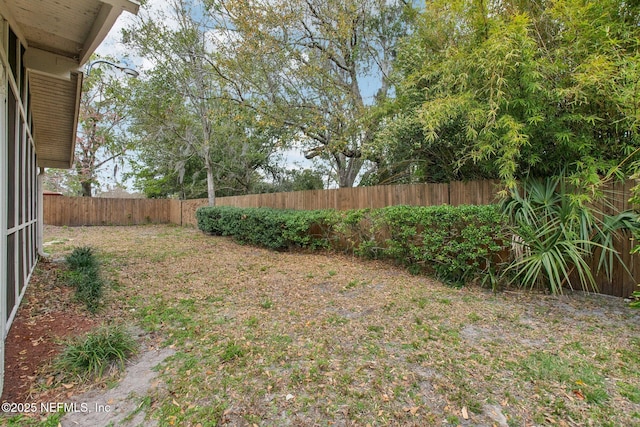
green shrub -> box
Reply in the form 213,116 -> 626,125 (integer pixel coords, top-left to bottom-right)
282,209 -> 339,249
54,325 -> 138,380
196,206 -> 337,250
197,204 -> 510,287
65,246 -> 104,313
333,209 -> 379,255
363,205 -> 510,286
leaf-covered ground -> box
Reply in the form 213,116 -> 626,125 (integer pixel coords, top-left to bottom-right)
11,225 -> 640,425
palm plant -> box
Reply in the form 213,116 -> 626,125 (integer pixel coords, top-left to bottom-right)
502,175 -> 639,294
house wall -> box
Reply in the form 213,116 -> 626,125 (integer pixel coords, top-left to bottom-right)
0,14 -> 39,396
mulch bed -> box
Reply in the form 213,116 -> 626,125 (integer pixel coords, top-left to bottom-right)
2,259 -> 98,404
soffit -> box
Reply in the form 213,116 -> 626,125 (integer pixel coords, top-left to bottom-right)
1,0 -> 139,169
7,0 -> 139,65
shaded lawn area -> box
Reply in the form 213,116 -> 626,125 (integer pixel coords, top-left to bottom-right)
21,226 -> 640,425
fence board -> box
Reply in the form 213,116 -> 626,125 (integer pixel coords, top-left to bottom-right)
450,180 -> 501,206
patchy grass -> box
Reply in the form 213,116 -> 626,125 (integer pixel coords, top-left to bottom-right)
28,225 -> 640,425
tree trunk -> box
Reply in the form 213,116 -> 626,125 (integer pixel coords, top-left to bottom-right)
81,181 -> 92,197
205,156 -> 216,207
337,154 -> 364,188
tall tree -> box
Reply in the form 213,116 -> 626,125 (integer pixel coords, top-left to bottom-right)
123,0 -> 282,204
75,57 -> 134,197
207,0 -> 413,187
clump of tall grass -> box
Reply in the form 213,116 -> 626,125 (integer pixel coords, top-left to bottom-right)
66,246 -> 97,270
54,325 -> 138,380
65,246 -> 104,313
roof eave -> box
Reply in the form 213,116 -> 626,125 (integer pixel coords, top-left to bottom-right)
30,71 -> 83,169
79,0 -> 140,66
12,0 -> 140,169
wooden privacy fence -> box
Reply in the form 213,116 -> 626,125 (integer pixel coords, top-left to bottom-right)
43,196 -> 182,227
189,180 -> 503,226
44,180 -> 504,227
43,180 -> 640,298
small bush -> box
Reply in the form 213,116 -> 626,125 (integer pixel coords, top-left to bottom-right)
54,326 -> 138,380
65,246 -> 104,313
66,246 -> 97,270
360,205 -> 510,286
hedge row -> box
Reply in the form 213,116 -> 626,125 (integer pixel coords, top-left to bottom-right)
196,206 -> 336,250
196,204 -> 510,286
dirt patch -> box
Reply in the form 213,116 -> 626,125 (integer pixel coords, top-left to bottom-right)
60,347 -> 175,427
2,259 -> 98,404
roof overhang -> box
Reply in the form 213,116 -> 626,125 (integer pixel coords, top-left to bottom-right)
29,71 -> 83,169
1,0 -> 139,169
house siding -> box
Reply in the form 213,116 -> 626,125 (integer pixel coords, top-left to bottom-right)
0,16 -> 39,396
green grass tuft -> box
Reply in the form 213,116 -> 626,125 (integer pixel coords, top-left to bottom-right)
54,325 -> 138,380
64,246 -> 104,313
220,342 -> 245,362
66,246 -> 97,270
